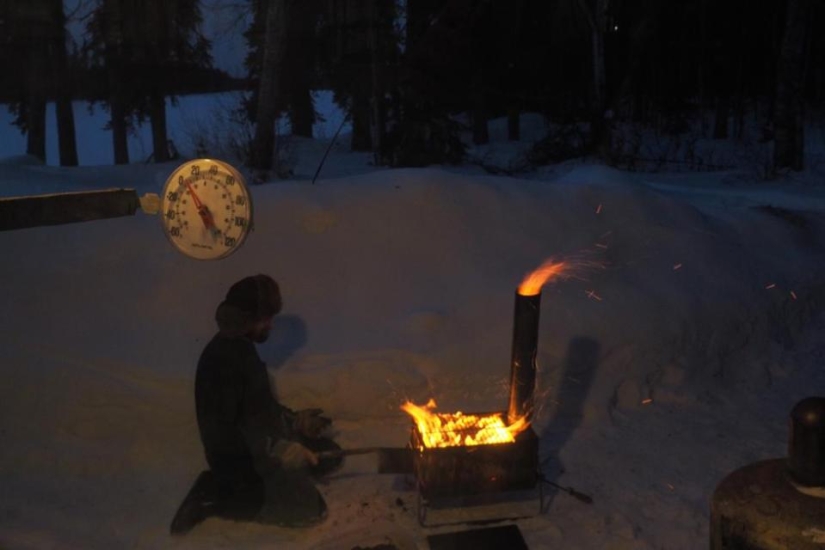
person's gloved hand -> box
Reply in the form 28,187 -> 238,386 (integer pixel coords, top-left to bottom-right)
270,439 -> 319,470
293,408 -> 332,438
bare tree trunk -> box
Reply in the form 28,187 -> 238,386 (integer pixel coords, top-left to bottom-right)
103,0 -> 129,165
25,15 -> 48,162
698,0 -> 708,136
55,98 -> 78,166
616,16 -> 650,123
406,0 -> 428,51
774,0 -> 812,172
250,0 -> 288,171
52,0 -> 77,166
506,0 -> 522,142
108,65 -> 130,165
290,89 -> 314,137
591,3 -> 606,119
25,88 -> 47,162
351,92 -> 372,151
287,0 -> 315,138
732,13 -> 747,141
593,0 -> 608,153
576,0 -> 609,154
369,0 -> 386,164
149,91 -> 169,163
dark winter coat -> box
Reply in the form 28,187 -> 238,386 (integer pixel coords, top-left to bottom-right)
195,333 -> 292,478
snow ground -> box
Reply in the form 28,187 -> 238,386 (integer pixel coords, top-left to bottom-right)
1,100 -> 825,549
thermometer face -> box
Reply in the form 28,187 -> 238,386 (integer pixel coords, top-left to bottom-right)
160,159 -> 253,260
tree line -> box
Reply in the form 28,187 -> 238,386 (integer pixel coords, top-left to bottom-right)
0,0 -> 228,165
0,0 -> 819,175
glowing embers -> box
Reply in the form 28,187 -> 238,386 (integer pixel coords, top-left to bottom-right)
401,399 -> 529,449
409,409 -> 539,501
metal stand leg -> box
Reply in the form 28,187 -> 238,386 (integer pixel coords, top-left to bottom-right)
416,478 -> 429,527
539,475 -> 547,514
415,479 -> 545,528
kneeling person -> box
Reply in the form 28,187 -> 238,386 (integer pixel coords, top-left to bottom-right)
175,274 -> 340,533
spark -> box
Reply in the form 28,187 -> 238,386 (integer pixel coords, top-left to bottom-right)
586,289 -> 603,301
790,290 -> 798,300
765,283 -> 776,290
673,263 -> 682,270
595,243 -> 609,249
666,484 -> 675,491
599,231 -> 613,239
596,204 -> 603,214
642,398 -> 653,405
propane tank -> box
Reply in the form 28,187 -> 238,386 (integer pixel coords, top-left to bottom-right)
710,397 -> 825,549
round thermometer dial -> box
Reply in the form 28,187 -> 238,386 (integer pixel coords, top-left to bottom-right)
160,159 -> 253,260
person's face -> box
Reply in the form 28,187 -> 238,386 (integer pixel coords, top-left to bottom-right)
250,315 -> 274,343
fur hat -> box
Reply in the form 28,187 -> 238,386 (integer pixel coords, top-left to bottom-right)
215,274 -> 282,336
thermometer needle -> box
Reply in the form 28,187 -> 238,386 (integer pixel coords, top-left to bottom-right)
185,181 -> 216,230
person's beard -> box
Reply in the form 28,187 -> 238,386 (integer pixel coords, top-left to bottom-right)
251,327 -> 270,343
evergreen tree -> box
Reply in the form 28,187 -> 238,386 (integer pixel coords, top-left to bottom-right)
774,0 -> 812,171
0,0 -> 77,165
249,0 -> 289,172
245,0 -> 324,142
284,0 -> 322,137
316,0 -> 381,152
85,0 -> 211,164
381,0 -> 467,165
52,0 -> 78,166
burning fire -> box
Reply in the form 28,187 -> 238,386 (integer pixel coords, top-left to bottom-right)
518,258 -> 568,296
401,399 -> 529,449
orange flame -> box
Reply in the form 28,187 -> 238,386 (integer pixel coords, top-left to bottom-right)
401,399 -> 529,449
518,259 -> 568,296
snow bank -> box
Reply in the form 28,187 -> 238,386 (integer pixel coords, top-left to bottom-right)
1,162 -> 824,549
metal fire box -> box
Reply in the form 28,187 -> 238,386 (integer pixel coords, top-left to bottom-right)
411,413 -> 539,501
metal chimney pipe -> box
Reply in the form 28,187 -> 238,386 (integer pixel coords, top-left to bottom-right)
507,291 -> 541,425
